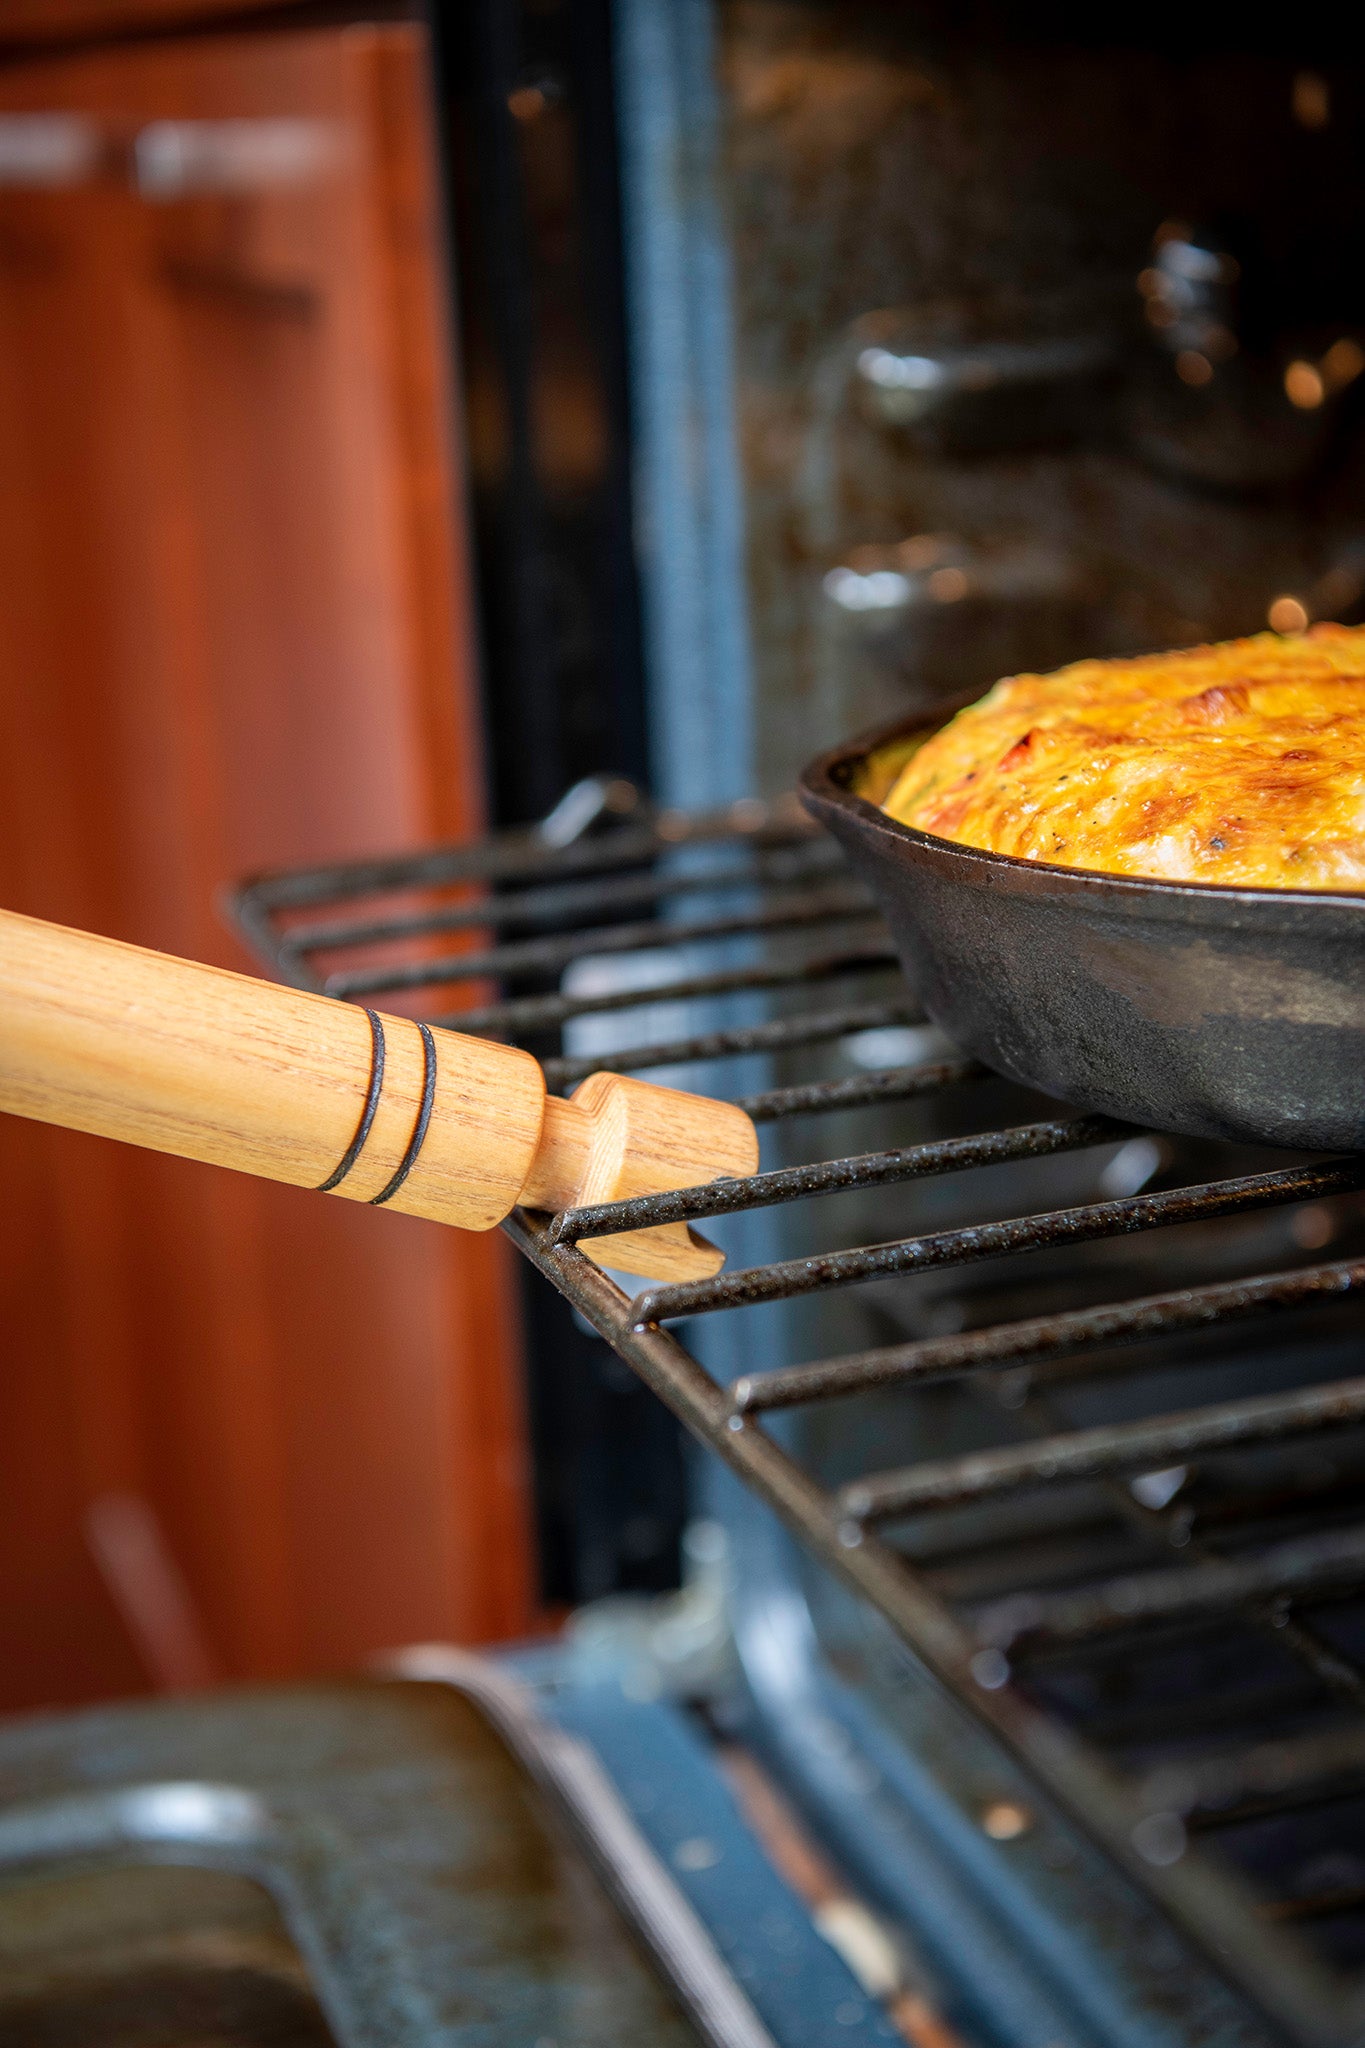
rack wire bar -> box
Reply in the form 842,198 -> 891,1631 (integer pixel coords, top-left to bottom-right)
320,889 -> 879,998
282,844 -> 851,954
628,1160 -> 1365,1324
729,1257 -> 1365,1412
231,793 -> 1365,2048
541,999 -> 926,1089
549,1114 -> 1125,1239
971,1523 -> 1365,1652
1269,1887 -> 1365,1927
841,1376 -> 1365,1524
430,945 -> 902,1037
735,1056 -> 986,1123
237,793 -> 819,910
1141,1721 -> 1365,1825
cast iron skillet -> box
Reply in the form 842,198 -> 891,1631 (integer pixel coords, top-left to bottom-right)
800,711 -> 1365,1152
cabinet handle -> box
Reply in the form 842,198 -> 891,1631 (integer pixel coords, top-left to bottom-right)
0,114 -> 104,189
133,119 -> 344,200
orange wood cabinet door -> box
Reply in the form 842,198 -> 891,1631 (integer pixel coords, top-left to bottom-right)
0,23 -> 533,1709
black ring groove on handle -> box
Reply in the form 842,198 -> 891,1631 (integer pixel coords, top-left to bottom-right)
315,1008 -> 386,1192
370,1019 -> 438,1207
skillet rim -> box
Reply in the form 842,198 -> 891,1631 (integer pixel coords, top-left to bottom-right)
800,708 -> 1365,918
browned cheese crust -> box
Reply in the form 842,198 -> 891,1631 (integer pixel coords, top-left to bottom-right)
882,624 -> 1365,891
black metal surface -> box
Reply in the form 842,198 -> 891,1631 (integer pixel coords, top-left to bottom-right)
429,0 -> 648,825
232,793 -> 1365,2048
801,714 -> 1365,1154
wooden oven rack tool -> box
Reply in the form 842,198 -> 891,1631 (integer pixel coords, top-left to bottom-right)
0,907 -> 758,1283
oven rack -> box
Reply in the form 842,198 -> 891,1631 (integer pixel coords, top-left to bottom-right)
233,785 -> 1365,2048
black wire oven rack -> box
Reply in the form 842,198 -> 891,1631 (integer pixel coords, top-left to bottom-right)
232,782 -> 1365,2048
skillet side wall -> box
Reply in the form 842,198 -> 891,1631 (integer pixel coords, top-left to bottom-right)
802,774 -> 1365,1154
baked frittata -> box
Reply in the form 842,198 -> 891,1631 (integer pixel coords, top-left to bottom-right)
881,623 -> 1365,891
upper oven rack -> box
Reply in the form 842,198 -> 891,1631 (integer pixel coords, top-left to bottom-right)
231,785 -> 1365,2048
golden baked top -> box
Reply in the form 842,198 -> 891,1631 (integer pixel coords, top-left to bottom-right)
881,624 -> 1365,892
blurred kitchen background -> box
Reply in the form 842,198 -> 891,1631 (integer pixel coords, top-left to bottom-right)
0,0 -> 535,1709
5,0 -> 1365,1717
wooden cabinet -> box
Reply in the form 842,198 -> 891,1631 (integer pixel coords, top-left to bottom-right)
0,1 -> 290,43
0,21 -> 533,1707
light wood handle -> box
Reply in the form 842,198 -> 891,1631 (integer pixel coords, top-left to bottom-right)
0,908 -> 757,1282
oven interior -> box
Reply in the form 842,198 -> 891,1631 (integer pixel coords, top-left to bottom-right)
231,7 -> 1365,2044
699,0 -> 1365,800
235,792 -> 1365,2048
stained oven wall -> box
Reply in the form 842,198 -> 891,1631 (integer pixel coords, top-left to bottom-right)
712,1 -> 1365,794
